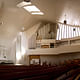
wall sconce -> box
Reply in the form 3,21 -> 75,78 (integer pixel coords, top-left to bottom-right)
64,14 -> 67,24
64,20 -> 67,24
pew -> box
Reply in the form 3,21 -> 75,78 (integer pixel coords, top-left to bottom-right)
0,59 -> 79,80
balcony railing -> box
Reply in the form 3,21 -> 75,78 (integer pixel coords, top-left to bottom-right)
56,22 -> 80,40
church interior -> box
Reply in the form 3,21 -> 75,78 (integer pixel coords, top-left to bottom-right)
0,0 -> 80,80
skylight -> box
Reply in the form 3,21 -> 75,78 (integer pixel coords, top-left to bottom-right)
31,12 -> 44,15
17,1 -> 31,7
23,5 -> 40,12
17,1 -> 44,15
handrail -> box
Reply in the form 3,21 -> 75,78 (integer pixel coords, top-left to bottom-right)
57,22 -> 80,28
56,22 -> 80,40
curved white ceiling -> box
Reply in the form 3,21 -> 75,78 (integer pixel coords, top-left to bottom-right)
0,0 -> 80,46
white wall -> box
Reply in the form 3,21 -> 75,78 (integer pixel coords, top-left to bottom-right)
8,41 -> 16,63
40,53 -> 80,65
15,22 -> 42,65
25,22 -> 42,49
0,40 -> 16,63
15,22 -> 80,65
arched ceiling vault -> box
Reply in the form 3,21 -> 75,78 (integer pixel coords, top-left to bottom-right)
0,0 -> 80,46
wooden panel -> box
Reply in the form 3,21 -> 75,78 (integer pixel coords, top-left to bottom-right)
29,55 -> 40,60
41,45 -> 49,48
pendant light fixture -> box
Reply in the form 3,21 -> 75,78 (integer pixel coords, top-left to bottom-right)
64,14 -> 67,24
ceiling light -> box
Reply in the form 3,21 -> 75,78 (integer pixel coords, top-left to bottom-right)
23,5 -> 40,12
31,12 -> 44,15
17,1 -> 31,7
